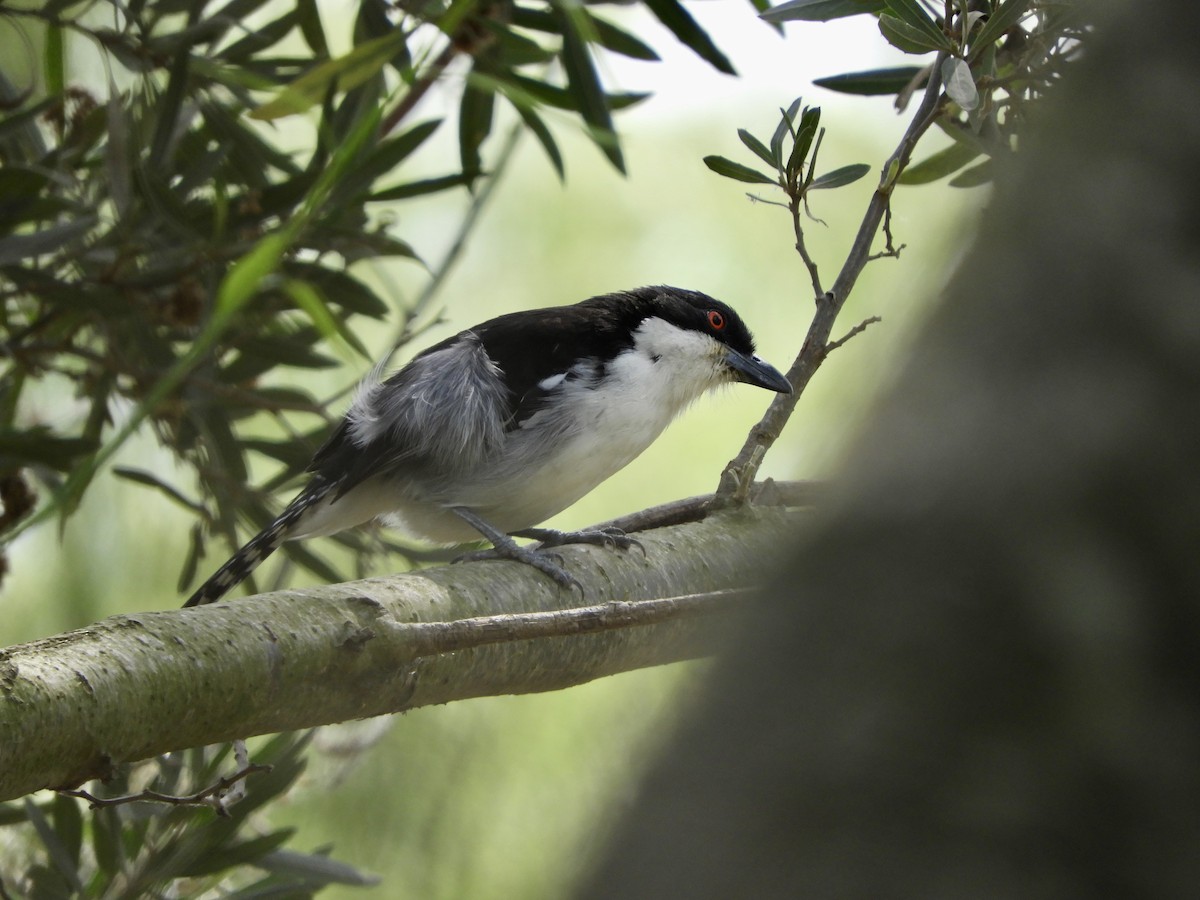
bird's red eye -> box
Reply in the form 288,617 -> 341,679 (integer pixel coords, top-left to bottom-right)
707,310 -> 726,331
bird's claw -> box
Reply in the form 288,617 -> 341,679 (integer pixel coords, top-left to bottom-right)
454,544 -> 580,591
515,525 -> 645,555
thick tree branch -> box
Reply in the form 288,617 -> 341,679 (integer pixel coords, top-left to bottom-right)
0,505 -> 801,802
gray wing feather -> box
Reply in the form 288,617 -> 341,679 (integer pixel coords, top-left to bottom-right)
345,334 -> 510,476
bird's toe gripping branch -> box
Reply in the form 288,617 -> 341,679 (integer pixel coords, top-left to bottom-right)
451,507 -> 647,590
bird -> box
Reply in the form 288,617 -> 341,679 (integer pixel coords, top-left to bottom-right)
183,285 -> 791,606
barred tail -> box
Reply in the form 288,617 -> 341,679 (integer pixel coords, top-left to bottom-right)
183,483 -> 332,607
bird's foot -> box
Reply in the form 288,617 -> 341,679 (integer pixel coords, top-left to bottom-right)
454,541 -> 579,590
512,525 -> 644,555
450,506 -> 581,590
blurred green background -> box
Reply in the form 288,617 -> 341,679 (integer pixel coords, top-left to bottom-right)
1,3 -> 979,895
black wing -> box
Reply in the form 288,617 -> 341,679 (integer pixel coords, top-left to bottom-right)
306,290 -> 655,494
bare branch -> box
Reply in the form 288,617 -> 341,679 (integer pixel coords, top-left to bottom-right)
60,761 -> 271,815
791,192 -> 824,299
599,480 -> 825,533
825,316 -> 884,355
0,506 -> 801,802
718,53 -> 950,498
868,200 -> 906,262
396,589 -> 754,657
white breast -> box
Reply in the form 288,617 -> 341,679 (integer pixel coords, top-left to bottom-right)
448,317 -> 730,530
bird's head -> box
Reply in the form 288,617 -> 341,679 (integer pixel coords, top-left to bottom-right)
610,286 -> 792,400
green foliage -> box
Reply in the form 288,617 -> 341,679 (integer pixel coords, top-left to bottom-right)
0,0 -> 736,594
759,0 -> 1086,186
704,99 -> 871,212
0,734 -> 376,897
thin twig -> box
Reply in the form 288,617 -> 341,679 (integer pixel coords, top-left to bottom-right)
60,762 -> 271,814
717,52 -> 949,499
594,479 -> 823,533
791,193 -> 824,298
825,316 -> 883,354
867,200 -> 905,261
390,589 -> 757,658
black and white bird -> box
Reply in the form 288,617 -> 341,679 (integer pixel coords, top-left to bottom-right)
184,285 -> 790,606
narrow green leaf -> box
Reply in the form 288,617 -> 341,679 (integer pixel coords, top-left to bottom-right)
114,467 -> 207,513
210,0 -> 277,26
232,332 -> 340,371
0,98 -> 52,145
511,7 -> 659,59
949,159 -> 993,187
747,0 -> 784,33
809,162 -> 871,189
497,72 -> 647,112
0,216 -> 97,266
0,802 -> 30,826
200,100 -> 301,185
770,97 -> 804,165
178,523 -> 203,594
370,173 -> 473,202
878,13 -> 950,54
760,0 -> 885,23
105,87 -> 132,216
0,168 -> 50,231
897,141 -> 982,183
337,118 -> 442,199
589,14 -> 660,61
283,277 -> 371,359
50,795 -> 82,870
24,798 -> 85,894
220,10 -> 299,61
250,30 -> 407,119
556,5 -> 623,172
149,43 -> 191,166
243,438 -> 314,470
786,106 -> 821,182
42,0 -> 89,14
257,848 -> 381,887
296,0 -> 330,56
488,23 -> 556,67
813,65 -> 924,95
43,25 -> 66,96
282,263 -> 390,318
281,539 -> 344,585
643,0 -> 735,74
514,103 -> 565,180
703,155 -> 778,185
883,0 -> 951,46
458,80 -> 496,179
213,232 -> 289,323
941,56 -> 979,110
181,830 -> 296,877
436,0 -> 483,41
738,128 -> 779,169
91,807 -> 121,877
970,0 -> 1032,58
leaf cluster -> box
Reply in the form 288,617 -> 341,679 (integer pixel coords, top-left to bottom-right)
0,0 -> 740,593
758,0 -> 1085,186
704,99 -> 871,214
0,734 -> 374,898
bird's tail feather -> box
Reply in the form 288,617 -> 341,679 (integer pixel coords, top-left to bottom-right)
183,482 -> 332,607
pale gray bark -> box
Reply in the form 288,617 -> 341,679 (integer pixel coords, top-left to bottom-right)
0,505 -> 799,802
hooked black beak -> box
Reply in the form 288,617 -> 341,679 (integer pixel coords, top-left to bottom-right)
725,348 -> 792,393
